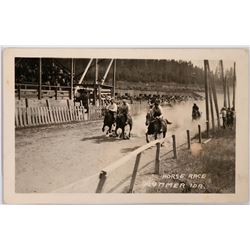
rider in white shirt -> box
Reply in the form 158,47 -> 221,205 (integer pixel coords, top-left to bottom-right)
107,98 -> 118,123
119,99 -> 131,124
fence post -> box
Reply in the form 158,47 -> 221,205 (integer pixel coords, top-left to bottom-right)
96,170 -> 107,193
55,86 -> 58,100
186,130 -> 191,149
155,142 -> 161,174
172,135 -> 177,159
128,153 -> 142,193
198,124 -> 202,143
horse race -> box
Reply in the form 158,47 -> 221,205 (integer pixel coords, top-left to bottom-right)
14,53 -> 237,194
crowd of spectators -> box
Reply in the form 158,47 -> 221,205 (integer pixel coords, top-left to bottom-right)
15,59 -> 71,87
115,93 -> 203,105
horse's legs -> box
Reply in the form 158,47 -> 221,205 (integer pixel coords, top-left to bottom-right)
146,132 -> 149,143
122,127 -> 125,139
154,133 -> 157,140
102,125 -> 105,132
129,124 -> 132,138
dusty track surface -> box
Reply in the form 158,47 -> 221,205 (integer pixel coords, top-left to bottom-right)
16,119 -> 153,192
16,100 -> 207,193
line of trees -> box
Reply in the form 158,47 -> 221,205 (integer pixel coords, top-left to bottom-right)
15,58 -> 234,87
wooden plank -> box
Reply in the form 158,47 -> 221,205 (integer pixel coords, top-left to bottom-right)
198,124 -> 202,143
155,142 -> 161,174
81,107 -> 85,120
58,107 -> 63,122
73,106 -> 77,121
18,108 -> 24,127
30,107 -> 34,125
46,107 -> 51,124
61,107 -> 66,122
34,107 -> 39,126
55,107 -> 60,123
52,107 -> 57,123
58,107 -> 63,123
66,107 -> 71,121
128,153 -> 142,193
63,107 -> 68,122
62,107 -> 67,122
44,107 -> 49,124
49,107 -> 54,123
26,107 -> 31,126
36,107 -> 41,125
187,130 -> 191,149
96,171 -> 107,193
54,107 -> 59,123
68,106 -> 73,121
75,106 -> 79,121
22,108 -> 27,127
78,107 -> 82,120
40,107 -> 45,124
15,108 -> 19,127
172,135 -> 177,159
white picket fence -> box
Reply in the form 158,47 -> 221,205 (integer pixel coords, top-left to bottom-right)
15,106 -> 91,128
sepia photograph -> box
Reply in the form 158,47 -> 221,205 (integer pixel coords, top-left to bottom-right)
2,48 -> 249,203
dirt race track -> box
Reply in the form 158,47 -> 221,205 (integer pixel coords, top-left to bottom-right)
15,100 -> 206,193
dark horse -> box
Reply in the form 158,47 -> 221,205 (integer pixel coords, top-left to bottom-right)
192,110 -> 201,121
145,111 -> 171,143
102,110 -> 115,135
115,112 -> 133,139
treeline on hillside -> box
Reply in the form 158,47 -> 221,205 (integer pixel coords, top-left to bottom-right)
15,58 -> 234,87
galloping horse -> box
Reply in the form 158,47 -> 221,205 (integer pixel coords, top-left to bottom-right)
115,112 -> 133,139
102,110 -> 115,135
192,110 -> 201,121
145,111 -> 170,143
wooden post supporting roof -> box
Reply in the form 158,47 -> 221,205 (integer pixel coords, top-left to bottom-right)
112,59 -> 116,97
70,58 -> 74,100
93,59 -> 98,105
101,59 -> 114,85
78,58 -> 93,85
38,58 -> 42,100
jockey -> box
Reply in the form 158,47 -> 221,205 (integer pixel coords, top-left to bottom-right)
152,99 -> 163,119
152,99 -> 171,129
119,99 -> 131,124
192,103 -> 200,117
107,98 -> 117,124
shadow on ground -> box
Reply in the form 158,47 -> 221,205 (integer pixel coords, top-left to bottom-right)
81,134 -> 121,144
120,146 -> 141,153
